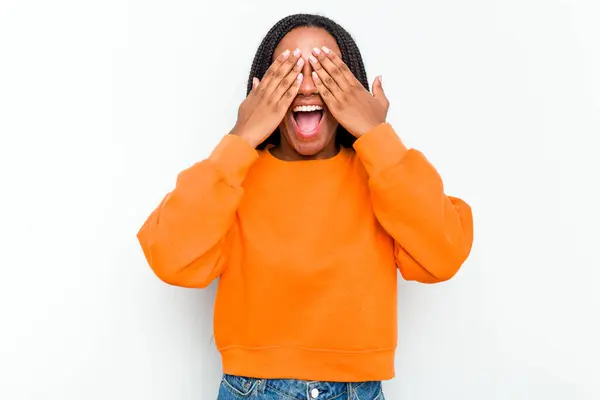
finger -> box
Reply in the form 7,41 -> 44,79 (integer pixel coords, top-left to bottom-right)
321,46 -> 356,87
247,77 -> 260,98
263,48 -> 302,95
311,71 -> 338,108
273,57 -> 304,100
277,72 -> 304,109
371,75 -> 383,97
372,75 -> 389,108
309,54 -> 342,96
260,49 -> 290,89
313,47 -> 349,91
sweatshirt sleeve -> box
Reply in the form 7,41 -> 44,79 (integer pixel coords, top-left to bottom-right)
353,123 -> 474,283
136,134 -> 258,288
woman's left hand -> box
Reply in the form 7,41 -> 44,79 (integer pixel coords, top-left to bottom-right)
309,46 -> 389,138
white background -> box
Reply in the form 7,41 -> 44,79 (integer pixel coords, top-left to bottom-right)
1,0 -> 599,399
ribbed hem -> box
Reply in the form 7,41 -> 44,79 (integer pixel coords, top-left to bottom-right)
220,346 -> 395,382
209,134 -> 259,187
353,123 -> 409,178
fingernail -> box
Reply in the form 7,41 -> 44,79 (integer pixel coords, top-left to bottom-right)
253,77 -> 259,87
297,57 -> 304,66
293,48 -> 301,57
313,47 -> 321,56
312,71 -> 319,81
309,55 -> 318,64
378,75 -> 383,84
321,46 -> 330,54
282,49 -> 290,58
297,72 -> 304,81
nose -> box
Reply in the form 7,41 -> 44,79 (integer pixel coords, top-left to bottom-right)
298,55 -> 317,96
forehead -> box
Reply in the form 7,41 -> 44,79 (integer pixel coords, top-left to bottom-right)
273,27 -> 341,60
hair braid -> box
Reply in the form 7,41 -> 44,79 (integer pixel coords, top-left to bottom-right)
246,14 -> 370,149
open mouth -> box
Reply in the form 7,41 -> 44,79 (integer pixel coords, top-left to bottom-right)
291,105 -> 325,139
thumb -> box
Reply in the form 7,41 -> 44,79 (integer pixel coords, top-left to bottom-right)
371,75 -> 385,99
372,75 -> 389,110
252,77 -> 260,90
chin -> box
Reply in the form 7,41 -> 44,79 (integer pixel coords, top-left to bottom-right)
291,139 -> 332,156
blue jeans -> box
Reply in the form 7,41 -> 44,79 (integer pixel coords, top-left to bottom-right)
217,374 -> 385,399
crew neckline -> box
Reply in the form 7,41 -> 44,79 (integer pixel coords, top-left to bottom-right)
263,145 -> 352,165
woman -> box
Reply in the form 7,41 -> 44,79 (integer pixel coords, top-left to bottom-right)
137,13 -> 474,400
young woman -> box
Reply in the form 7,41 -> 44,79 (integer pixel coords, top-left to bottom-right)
137,13 -> 474,400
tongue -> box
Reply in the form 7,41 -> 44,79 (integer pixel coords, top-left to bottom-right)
296,111 -> 321,133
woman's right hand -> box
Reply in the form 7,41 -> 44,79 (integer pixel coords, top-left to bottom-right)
230,48 -> 304,148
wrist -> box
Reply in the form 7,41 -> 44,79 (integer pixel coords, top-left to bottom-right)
353,120 -> 387,138
229,125 -> 261,148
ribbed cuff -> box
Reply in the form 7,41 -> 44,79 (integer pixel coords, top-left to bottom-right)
209,134 -> 259,187
353,123 -> 409,177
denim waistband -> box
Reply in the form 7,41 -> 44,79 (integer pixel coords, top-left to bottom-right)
220,374 -> 383,400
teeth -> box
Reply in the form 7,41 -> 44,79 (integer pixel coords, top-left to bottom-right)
293,105 -> 323,112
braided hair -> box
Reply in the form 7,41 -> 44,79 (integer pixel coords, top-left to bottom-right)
247,14 -> 369,149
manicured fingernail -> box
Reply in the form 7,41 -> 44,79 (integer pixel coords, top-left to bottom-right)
297,57 -> 304,66
253,77 -> 259,87
293,48 -> 301,57
378,75 -> 383,84
297,72 -> 304,81
312,71 -> 319,81
309,55 -> 318,64
282,49 -> 290,58
321,46 -> 330,54
313,47 -> 321,56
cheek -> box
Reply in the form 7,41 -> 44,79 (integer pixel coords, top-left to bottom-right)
325,111 -> 339,128
279,113 -> 293,132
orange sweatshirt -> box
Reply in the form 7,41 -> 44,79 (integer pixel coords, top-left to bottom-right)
137,123 -> 473,382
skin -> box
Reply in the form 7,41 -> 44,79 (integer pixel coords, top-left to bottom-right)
272,27 -> 342,160
231,27 -> 390,161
